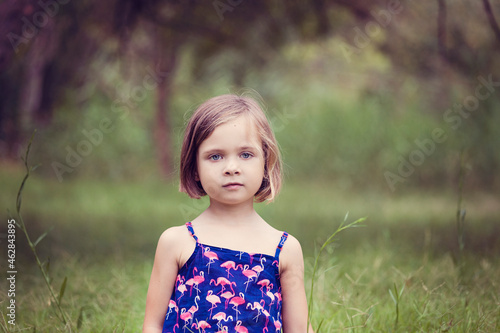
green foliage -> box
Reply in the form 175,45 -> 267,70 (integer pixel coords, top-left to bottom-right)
388,282 -> 405,329
1,165 -> 499,332
23,37 -> 500,191
306,242 -> 500,332
10,132 -> 74,332
308,214 -> 366,332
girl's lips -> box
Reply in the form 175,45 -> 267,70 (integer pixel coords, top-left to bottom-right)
223,183 -> 243,189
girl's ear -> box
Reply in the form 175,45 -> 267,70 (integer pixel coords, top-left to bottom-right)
194,171 -> 199,181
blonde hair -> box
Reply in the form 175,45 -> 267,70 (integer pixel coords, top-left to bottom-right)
179,94 -> 282,202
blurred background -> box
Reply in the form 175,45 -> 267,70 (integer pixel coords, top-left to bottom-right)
1,0 -> 499,331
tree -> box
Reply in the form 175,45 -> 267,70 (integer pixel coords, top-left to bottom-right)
1,0 -> 386,175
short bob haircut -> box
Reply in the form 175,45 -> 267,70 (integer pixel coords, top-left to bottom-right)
179,94 -> 282,203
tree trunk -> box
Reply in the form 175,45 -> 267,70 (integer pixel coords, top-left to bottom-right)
153,37 -> 178,179
18,17 -> 58,130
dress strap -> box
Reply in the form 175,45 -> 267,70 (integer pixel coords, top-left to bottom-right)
274,232 -> 289,259
185,222 -> 199,243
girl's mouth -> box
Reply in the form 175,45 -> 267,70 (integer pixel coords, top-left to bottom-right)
223,182 -> 243,189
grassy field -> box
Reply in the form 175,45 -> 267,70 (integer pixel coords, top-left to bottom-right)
1,164 -> 499,332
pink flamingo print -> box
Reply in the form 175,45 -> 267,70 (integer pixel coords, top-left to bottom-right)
248,253 -> 256,266
216,326 -> 229,333
220,290 -> 234,309
206,290 -> 221,316
210,276 -> 236,294
177,283 -> 187,302
186,268 -> 205,296
229,293 -> 246,320
261,309 -> 271,331
188,296 -> 200,317
242,265 -> 258,291
274,291 -> 282,309
220,260 -> 238,278
203,247 -> 218,273
273,319 -> 282,332
259,282 -> 275,308
166,323 -> 179,333
266,289 -> 275,308
212,312 -> 233,330
252,257 -> 266,277
165,299 -> 178,320
191,320 -> 211,332
257,279 -> 270,296
179,308 -> 192,329
246,299 -> 265,321
235,320 -> 249,333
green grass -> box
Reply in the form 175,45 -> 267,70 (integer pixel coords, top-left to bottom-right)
307,244 -> 500,332
1,166 -> 499,332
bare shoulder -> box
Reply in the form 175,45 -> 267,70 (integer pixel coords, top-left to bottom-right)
279,233 -> 305,271
156,224 -> 196,267
282,233 -> 303,257
158,224 -> 191,244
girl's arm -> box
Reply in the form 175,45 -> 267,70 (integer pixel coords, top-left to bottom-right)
280,234 -> 315,333
143,228 -> 182,333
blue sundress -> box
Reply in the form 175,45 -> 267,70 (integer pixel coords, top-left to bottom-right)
162,222 -> 288,333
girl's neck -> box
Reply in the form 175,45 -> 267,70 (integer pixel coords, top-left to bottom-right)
203,198 -> 258,225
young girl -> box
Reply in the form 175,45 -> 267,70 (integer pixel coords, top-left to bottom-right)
143,94 -> 310,333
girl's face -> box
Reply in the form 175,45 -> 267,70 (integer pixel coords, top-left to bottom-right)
196,115 -> 265,207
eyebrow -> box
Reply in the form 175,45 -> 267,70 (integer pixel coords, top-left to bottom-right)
200,145 -> 260,155
239,146 -> 259,151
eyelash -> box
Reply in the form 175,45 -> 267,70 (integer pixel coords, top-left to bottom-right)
208,152 -> 253,161
209,154 -> 222,161
241,152 -> 253,159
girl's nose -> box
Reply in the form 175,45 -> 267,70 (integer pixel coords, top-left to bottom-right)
224,158 -> 240,175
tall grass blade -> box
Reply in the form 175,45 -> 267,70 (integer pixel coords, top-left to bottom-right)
307,214 -> 366,330
389,282 -> 404,329
58,276 -> 68,304
0,313 -> 11,333
389,287 -> 397,304
14,131 -> 74,332
33,227 -> 54,247
77,307 -> 85,330
16,173 -> 29,214
316,319 -> 324,332
42,258 -> 51,282
16,130 -> 36,215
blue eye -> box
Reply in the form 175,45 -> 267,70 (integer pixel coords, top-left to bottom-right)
241,152 -> 252,159
209,154 -> 222,161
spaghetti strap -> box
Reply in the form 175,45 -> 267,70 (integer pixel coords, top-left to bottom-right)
185,222 -> 199,243
274,232 -> 289,259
